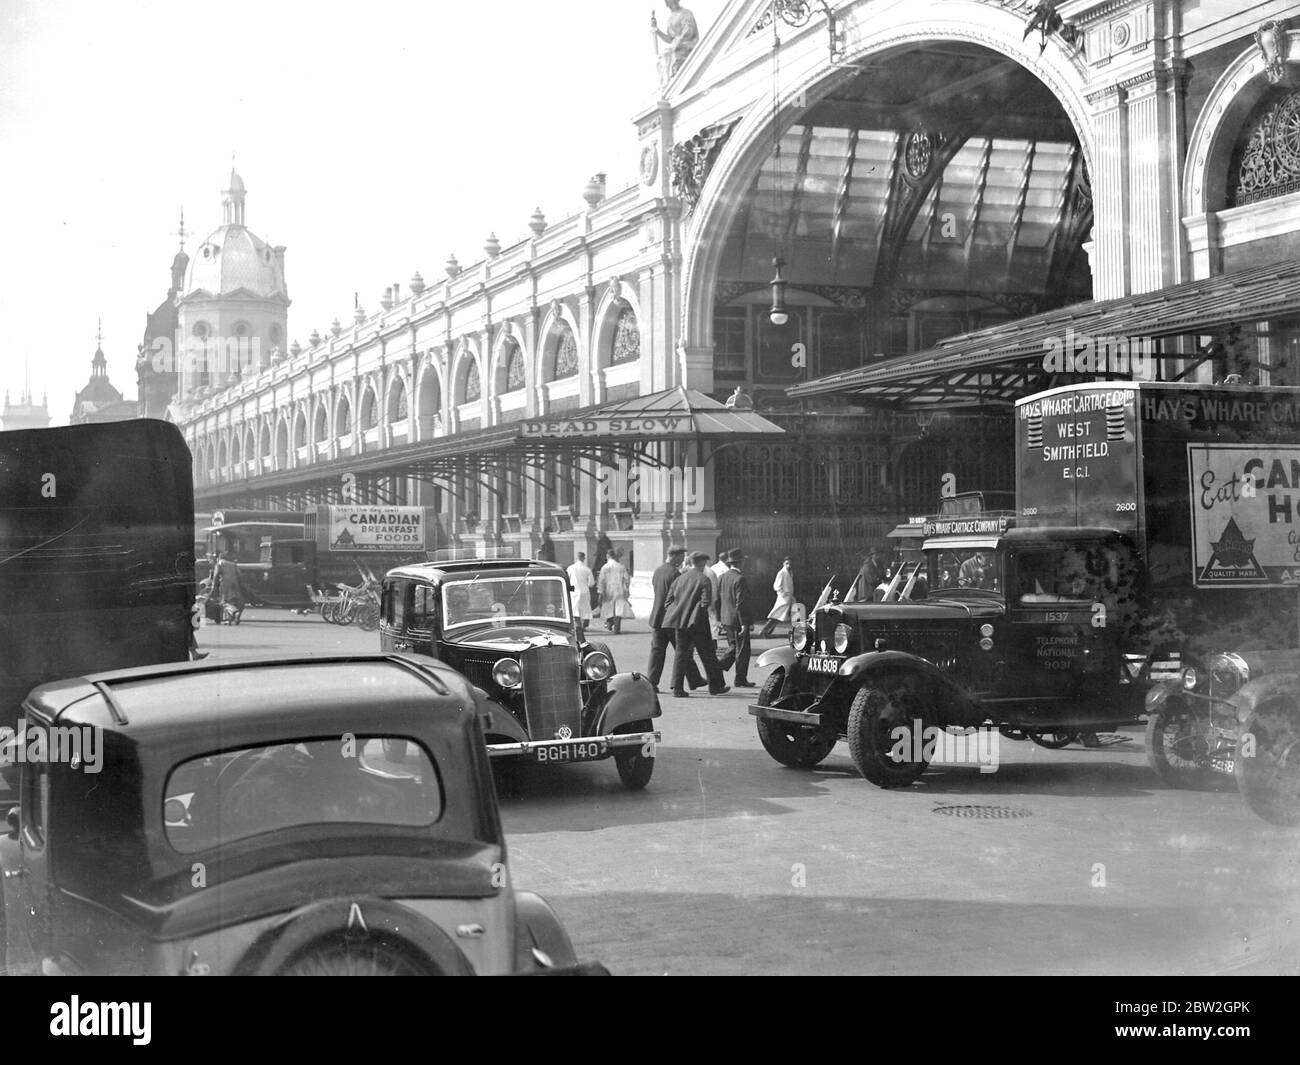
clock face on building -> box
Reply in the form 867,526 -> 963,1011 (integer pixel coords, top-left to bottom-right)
639,144 -> 659,186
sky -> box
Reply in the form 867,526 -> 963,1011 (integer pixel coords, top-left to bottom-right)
0,0 -> 729,422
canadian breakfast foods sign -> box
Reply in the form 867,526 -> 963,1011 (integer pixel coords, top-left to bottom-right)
1188,444 -> 1300,587
327,506 -> 425,551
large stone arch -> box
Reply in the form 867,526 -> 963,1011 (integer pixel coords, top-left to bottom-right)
537,302 -> 584,385
358,376 -> 380,432
593,282 -> 644,371
451,339 -> 483,406
333,390 -> 353,437
312,399 -> 330,444
293,406 -> 309,451
274,415 -> 290,469
491,324 -> 529,398
682,1 -> 1096,351
386,369 -> 409,423
1184,30 -> 1300,218
415,356 -> 444,440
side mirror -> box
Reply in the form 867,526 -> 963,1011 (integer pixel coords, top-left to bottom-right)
6,806 -> 19,840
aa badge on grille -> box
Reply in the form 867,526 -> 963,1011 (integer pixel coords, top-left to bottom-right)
556,725 -> 573,740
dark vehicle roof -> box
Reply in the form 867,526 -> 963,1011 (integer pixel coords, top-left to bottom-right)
25,654 -> 505,931
384,559 -> 567,583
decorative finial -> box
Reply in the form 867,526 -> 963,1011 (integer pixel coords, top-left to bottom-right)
444,253 -> 461,278
484,233 -> 501,258
529,207 -> 547,237
310,328 -> 322,346
330,318 -> 342,337
176,208 -> 188,251
410,271 -> 426,295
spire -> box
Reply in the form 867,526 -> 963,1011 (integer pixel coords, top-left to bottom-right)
176,207 -> 188,251
93,319 -> 107,377
222,162 -> 246,226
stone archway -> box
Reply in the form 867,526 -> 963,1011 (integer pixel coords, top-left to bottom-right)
681,2 -> 1096,361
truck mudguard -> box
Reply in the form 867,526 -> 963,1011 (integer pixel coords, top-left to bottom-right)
836,649 -> 982,724
756,646 -> 799,674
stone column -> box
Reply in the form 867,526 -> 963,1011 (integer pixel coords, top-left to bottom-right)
1089,84 -> 1129,300
1124,66 -> 1187,292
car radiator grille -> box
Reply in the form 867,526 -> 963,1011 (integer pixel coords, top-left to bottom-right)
522,644 -> 582,739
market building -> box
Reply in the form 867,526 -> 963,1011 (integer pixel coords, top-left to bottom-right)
157,0 -> 1300,608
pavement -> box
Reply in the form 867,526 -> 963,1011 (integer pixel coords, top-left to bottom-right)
198,609 -> 1300,976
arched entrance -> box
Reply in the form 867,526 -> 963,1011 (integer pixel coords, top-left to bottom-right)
688,23 -> 1093,582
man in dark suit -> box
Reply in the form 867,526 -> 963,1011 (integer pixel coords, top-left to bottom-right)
717,549 -> 754,688
662,551 -> 728,698
646,545 -> 704,691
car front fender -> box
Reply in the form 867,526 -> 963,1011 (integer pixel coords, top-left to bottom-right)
592,673 -> 661,735
473,687 -> 529,744
513,890 -> 579,972
1229,673 -> 1300,724
837,650 -> 981,725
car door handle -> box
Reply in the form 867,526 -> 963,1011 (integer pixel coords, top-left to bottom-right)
3,867 -> 27,879
456,924 -> 486,939
394,641 -> 412,651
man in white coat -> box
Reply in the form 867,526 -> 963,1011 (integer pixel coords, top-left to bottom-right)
566,551 -> 594,635
598,548 -> 632,634
759,557 -> 794,638
708,550 -> 731,636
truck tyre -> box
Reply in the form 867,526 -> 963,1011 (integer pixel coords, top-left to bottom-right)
1236,698 -> 1300,827
1145,700 -> 1214,789
755,670 -> 837,769
847,681 -> 930,788
1028,730 -> 1078,749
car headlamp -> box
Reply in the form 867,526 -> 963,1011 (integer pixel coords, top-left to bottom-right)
582,650 -> 613,682
790,622 -> 810,652
1181,667 -> 1199,691
980,624 -> 995,638
1206,652 -> 1250,697
833,623 -> 851,654
493,658 -> 523,689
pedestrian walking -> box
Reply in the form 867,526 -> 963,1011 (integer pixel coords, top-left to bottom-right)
646,545 -> 704,692
661,551 -> 728,697
708,550 -> 730,636
566,551 -> 594,635
717,550 -> 753,688
598,549 -> 632,634
537,532 -> 556,563
759,557 -> 794,638
214,551 -> 244,625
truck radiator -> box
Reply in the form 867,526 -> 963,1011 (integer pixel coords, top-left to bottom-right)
522,644 -> 582,739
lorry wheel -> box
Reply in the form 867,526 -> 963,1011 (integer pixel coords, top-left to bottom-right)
1235,699 -> 1300,827
1145,701 -> 1214,789
1028,730 -> 1078,749
847,682 -> 930,788
613,721 -> 654,790
755,670 -> 837,769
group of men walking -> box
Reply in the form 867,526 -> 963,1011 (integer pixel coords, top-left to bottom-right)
646,546 -> 790,698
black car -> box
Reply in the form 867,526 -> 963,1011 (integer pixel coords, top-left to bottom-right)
380,560 -> 661,789
0,653 -> 602,975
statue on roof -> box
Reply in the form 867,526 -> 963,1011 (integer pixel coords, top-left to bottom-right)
651,1 -> 699,91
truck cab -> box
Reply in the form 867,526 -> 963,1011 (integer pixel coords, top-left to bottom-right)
749,510 -> 1145,787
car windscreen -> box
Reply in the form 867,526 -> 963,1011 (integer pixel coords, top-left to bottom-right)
163,737 -> 444,855
441,576 -> 571,628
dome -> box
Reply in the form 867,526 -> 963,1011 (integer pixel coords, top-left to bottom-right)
185,225 -> 287,300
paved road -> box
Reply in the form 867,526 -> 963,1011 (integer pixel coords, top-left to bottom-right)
200,609 -> 1300,976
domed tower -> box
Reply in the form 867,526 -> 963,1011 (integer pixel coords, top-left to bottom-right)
177,169 -> 290,398
137,212 -> 190,418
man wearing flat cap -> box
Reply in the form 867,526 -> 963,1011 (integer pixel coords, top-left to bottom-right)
662,551 -> 729,697
646,545 -> 705,692
717,549 -> 754,687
